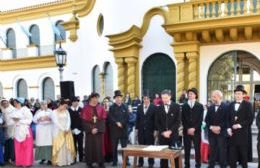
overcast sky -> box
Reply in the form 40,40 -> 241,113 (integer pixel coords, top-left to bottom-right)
0,0 -> 58,11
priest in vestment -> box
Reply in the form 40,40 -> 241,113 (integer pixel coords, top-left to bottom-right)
81,93 -> 107,168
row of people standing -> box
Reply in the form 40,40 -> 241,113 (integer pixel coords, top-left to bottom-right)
134,85 -> 254,168
1,98 -> 77,167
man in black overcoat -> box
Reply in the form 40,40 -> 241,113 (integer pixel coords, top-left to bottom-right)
227,85 -> 253,168
108,90 -> 130,167
182,88 -> 204,168
256,109 -> 260,168
155,89 -> 180,168
135,93 -> 157,168
205,90 -> 229,168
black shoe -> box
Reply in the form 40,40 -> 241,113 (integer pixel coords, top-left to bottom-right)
112,162 -> 117,167
148,165 -> 154,168
47,161 -> 52,165
87,163 -> 94,168
126,161 -> 131,166
39,160 -> 45,164
137,164 -> 143,167
99,162 -> 105,168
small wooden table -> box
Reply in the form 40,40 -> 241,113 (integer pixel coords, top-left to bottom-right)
122,145 -> 183,168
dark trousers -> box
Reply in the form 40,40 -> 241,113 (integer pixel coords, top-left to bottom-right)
73,133 -> 83,162
208,135 -> 227,168
159,136 -> 179,168
138,132 -> 154,166
183,133 -> 201,168
229,145 -> 248,168
257,139 -> 260,168
111,136 -> 128,165
4,138 -> 15,162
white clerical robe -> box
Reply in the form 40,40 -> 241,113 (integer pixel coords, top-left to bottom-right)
33,109 -> 53,146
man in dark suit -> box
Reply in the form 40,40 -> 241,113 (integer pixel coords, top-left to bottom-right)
227,85 -> 253,168
135,93 -> 157,168
108,90 -> 130,167
68,97 -> 83,162
256,110 -> 260,168
205,90 -> 228,168
182,88 -> 204,168
155,89 -> 181,168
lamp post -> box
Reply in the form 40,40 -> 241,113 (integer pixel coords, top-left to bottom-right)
55,43 -> 67,81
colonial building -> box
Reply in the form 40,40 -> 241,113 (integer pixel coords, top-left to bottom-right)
0,0 -> 259,108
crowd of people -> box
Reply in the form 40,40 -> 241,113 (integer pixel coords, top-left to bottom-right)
0,84 -> 258,168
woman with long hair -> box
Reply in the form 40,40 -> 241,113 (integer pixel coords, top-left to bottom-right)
51,99 -> 76,166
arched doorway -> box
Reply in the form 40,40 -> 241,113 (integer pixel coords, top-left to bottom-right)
142,53 -> 176,100
208,50 -> 260,102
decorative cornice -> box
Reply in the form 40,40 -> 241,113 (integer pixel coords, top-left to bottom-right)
62,13 -> 80,42
0,0 -> 96,24
106,25 -> 142,57
0,56 -> 56,71
140,7 -> 167,37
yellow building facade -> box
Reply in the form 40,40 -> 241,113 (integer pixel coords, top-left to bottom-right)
0,0 -> 259,106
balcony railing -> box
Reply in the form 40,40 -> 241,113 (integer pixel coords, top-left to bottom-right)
193,0 -> 260,20
168,0 -> 260,24
0,45 -> 55,60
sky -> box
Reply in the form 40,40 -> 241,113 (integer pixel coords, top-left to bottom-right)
0,0 -> 58,11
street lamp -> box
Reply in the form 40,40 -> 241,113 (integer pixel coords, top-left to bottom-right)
55,43 -> 67,81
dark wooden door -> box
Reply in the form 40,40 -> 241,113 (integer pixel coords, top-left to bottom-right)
142,53 -> 176,100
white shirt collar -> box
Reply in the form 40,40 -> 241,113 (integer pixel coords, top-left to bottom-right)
71,106 -> 79,111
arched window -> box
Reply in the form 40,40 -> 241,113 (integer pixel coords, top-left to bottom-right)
104,62 -> 113,97
29,24 -> 40,55
6,28 -> 17,58
97,14 -> 104,36
92,65 -> 101,94
0,82 -> 3,98
208,50 -> 260,101
42,77 -> 55,100
29,24 -> 40,46
55,21 -> 66,42
17,79 -> 28,98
